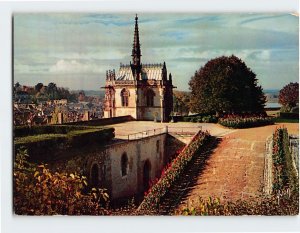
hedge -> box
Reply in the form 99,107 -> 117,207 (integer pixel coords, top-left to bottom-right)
218,115 -> 273,128
14,127 -> 115,162
279,112 -> 299,119
272,127 -> 298,193
182,115 -> 218,123
14,125 -> 90,137
66,128 -> 115,148
15,134 -> 66,145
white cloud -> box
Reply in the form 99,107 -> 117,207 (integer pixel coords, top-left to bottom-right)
14,13 -> 298,91
49,59 -> 105,74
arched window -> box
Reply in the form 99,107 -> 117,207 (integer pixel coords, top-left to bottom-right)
121,153 -> 128,177
146,89 -> 155,107
121,88 -> 129,107
91,163 -> 99,188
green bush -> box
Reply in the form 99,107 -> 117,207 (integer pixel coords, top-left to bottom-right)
218,115 -> 273,128
14,125 -> 89,137
279,112 -> 299,119
196,117 -> 202,123
67,128 -> 115,148
180,114 -> 218,123
183,117 -> 190,122
272,127 -> 298,192
14,126 -> 115,161
291,106 -> 299,113
191,117 -> 197,123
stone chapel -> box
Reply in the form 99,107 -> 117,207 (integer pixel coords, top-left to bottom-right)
103,15 -> 174,122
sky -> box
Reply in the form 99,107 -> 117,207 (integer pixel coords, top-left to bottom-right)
14,13 -> 299,91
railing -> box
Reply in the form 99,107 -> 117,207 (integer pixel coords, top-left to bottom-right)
127,127 -> 166,140
168,126 -> 202,135
125,126 -> 203,140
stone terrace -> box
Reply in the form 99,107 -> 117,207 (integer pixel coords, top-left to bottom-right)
105,121 -> 235,142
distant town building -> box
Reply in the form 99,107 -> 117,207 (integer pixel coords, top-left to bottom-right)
103,15 -> 174,122
47,99 -> 68,105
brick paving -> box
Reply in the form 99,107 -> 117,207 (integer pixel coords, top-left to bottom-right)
176,123 -> 299,210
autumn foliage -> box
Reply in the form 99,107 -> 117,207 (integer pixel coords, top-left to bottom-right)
14,148 -> 110,215
278,82 -> 299,110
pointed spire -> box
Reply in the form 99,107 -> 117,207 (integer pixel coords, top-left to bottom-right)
132,14 -> 141,68
169,73 -> 172,81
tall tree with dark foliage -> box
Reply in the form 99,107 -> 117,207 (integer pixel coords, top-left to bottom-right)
189,55 -> 266,115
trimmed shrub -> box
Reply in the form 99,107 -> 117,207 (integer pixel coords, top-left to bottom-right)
218,114 -> 273,128
291,106 -> 299,113
14,126 -> 115,162
180,114 -> 218,123
14,125 -> 90,137
67,128 -> 115,148
183,117 -> 190,122
279,112 -> 299,119
272,127 -> 298,192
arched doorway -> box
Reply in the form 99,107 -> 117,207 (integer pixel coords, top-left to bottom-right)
91,163 -> 99,188
143,160 -> 151,192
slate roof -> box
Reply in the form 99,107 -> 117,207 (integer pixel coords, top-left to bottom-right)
116,63 -> 164,81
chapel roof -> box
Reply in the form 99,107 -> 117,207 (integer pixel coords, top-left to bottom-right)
116,63 -> 165,81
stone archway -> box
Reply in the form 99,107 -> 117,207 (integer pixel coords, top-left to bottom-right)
143,160 -> 151,192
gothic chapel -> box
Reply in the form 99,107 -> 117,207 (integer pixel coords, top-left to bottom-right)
103,15 -> 174,122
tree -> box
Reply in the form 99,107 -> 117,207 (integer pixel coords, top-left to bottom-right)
189,55 -> 266,115
173,91 -> 190,115
278,82 -> 299,111
78,90 -> 86,102
47,82 -> 57,100
14,82 -> 21,92
35,83 -> 44,93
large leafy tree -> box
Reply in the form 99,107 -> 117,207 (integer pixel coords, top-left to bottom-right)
35,82 -> 44,93
189,55 -> 266,115
278,82 -> 299,110
47,82 -> 57,100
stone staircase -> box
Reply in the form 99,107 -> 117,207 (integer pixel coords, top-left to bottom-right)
151,137 -> 220,215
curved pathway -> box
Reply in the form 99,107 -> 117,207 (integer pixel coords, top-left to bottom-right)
174,123 -> 298,212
